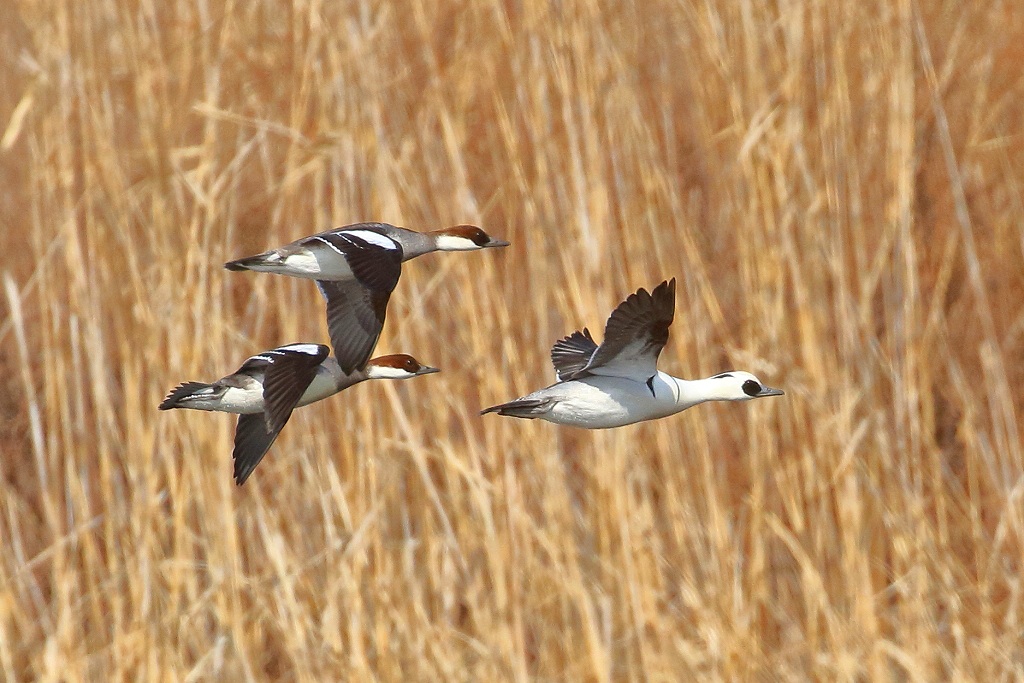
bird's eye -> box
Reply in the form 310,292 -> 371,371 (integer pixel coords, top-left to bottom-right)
742,380 -> 761,397
473,229 -> 488,245
406,359 -> 418,371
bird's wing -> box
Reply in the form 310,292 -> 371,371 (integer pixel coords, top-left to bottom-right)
313,228 -> 404,290
234,351 -> 276,375
317,280 -> 392,375
229,343 -> 329,486
549,327 -> 599,381
232,413 -> 282,485
259,343 -> 330,433
571,279 -> 676,380
311,229 -> 402,374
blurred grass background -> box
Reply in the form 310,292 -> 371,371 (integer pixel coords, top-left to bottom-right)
1,0 -> 1023,679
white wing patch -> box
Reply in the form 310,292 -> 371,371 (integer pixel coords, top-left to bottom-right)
313,235 -> 346,256
343,229 -> 400,250
278,343 -> 323,356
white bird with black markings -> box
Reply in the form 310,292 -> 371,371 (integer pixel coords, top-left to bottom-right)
159,343 -> 439,484
224,222 -> 509,374
481,279 -> 783,428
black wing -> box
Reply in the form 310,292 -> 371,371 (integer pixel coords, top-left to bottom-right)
260,343 -> 330,434
234,352 -> 276,375
313,229 -> 403,291
317,280 -> 392,375
550,327 -> 599,381
312,228 -> 402,374
567,279 -> 676,380
233,413 -> 283,485
230,344 -> 329,485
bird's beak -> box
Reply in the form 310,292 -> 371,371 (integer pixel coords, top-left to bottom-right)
484,238 -> 511,248
757,386 -> 785,397
417,365 -> 441,376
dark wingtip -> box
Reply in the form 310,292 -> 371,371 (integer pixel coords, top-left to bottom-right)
224,259 -> 249,271
234,458 -> 257,486
479,405 -> 500,416
648,278 -> 676,307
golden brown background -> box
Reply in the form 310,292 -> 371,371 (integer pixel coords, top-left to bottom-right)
2,0 -> 1023,680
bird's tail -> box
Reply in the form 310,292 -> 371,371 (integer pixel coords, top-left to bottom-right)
159,382 -> 219,410
224,251 -> 277,272
479,398 -> 551,419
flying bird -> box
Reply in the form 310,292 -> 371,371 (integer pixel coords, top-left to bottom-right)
225,222 -> 509,374
160,343 -> 438,484
481,279 -> 783,428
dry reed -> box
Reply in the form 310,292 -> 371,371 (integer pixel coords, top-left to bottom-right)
1,0 -> 1023,680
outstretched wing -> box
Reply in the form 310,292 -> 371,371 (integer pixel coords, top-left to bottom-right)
260,343 -> 330,433
312,228 -> 402,374
233,413 -> 283,485
550,327 -> 599,381
313,228 -> 403,291
230,343 -> 329,485
318,280 -> 392,375
565,279 -> 676,380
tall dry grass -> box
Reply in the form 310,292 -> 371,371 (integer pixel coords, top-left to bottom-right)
1,0 -> 1023,679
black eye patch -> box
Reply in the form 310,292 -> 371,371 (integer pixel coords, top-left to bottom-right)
742,379 -> 761,397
